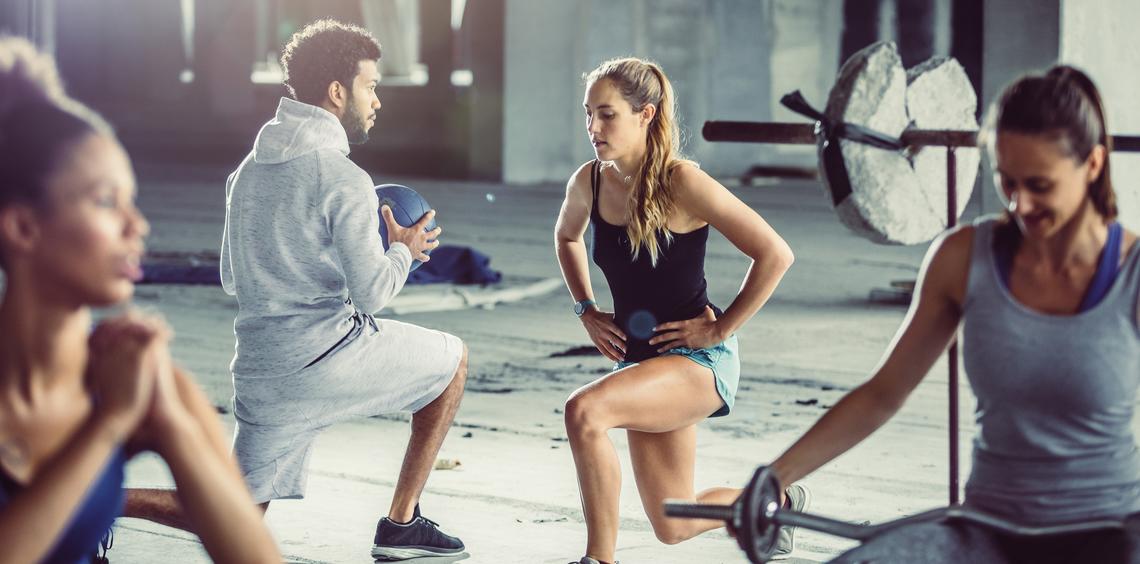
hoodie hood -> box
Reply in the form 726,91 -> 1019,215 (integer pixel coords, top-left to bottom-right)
253,97 -> 350,164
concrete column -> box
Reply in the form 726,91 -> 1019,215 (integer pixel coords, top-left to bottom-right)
950,0 -> 982,111
466,0 -> 505,180
197,0 -> 257,118
841,0 -> 882,64
896,0 -> 936,68
420,0 -> 453,85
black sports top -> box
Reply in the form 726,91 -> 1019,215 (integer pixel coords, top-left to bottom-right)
589,160 -> 719,362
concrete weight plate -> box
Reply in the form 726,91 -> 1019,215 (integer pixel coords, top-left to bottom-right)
821,42 -> 979,245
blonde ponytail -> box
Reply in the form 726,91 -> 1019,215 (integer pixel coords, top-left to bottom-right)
585,57 -> 691,266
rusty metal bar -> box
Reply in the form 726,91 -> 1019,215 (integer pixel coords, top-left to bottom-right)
702,121 -> 977,147
947,147 -> 960,506
702,120 -> 1140,153
905,130 -> 977,148
702,122 -> 817,144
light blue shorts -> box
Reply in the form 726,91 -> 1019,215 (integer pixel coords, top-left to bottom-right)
614,334 -> 740,417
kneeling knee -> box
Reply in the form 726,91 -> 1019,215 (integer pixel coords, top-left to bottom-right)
453,343 -> 469,379
651,521 -> 688,545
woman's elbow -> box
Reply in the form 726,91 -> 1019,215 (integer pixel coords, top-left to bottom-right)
555,236 -> 581,254
758,240 -> 794,274
776,242 -> 795,271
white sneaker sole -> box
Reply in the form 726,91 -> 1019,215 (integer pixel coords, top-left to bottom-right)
371,545 -> 464,560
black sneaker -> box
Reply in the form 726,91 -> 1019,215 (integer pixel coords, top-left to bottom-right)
371,505 -> 465,561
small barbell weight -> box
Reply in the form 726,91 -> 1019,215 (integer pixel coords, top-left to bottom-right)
665,465 -> 1137,564
661,466 -> 782,562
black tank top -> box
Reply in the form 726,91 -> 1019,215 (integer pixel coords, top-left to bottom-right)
589,160 -> 718,362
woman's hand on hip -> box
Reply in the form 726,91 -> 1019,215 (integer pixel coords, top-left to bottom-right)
580,308 -> 627,362
649,306 -> 723,352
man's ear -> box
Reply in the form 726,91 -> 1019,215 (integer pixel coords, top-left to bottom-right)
326,80 -> 349,111
0,205 -> 42,258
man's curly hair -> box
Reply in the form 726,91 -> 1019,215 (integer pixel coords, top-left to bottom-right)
280,19 -> 382,105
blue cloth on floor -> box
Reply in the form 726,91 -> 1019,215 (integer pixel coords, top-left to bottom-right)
140,245 -> 500,286
141,263 -> 221,285
407,245 -> 502,285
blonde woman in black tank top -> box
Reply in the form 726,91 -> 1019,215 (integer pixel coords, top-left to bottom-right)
554,58 -> 795,564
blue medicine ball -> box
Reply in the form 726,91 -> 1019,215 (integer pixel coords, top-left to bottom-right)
375,184 -> 436,272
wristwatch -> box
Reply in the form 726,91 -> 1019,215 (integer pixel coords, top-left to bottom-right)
573,299 -> 597,317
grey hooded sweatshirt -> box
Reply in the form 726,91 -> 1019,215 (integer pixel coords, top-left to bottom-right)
220,97 -> 412,377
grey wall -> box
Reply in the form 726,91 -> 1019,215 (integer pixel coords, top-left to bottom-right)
768,0 -> 843,168
1060,1 -> 1140,228
501,0 -> 842,184
501,0 -> 580,185
980,0 -> 1140,228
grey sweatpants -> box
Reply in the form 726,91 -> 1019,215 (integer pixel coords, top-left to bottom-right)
830,520 -> 1140,564
231,317 -> 464,503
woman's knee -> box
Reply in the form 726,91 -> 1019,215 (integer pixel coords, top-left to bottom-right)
564,390 -> 608,437
648,517 -> 690,545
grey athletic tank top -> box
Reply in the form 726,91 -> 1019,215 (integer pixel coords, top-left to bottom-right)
962,217 -> 1140,525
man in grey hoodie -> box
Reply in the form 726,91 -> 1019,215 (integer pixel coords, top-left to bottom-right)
220,19 -> 467,560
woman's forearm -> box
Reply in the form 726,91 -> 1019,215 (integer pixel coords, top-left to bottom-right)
172,367 -> 243,480
160,421 -> 280,564
556,238 -> 595,303
716,247 -> 794,338
770,382 -> 903,487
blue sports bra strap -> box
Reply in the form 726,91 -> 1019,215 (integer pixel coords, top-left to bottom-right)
1076,221 -> 1123,312
1108,221 -> 1123,266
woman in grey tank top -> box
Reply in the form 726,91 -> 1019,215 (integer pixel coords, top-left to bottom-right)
750,67 -> 1140,563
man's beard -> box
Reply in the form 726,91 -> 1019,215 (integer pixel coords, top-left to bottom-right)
342,97 -> 372,145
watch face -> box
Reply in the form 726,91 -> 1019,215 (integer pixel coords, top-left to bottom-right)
574,302 -> 585,315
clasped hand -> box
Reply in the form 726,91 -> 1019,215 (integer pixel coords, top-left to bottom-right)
87,311 -> 193,452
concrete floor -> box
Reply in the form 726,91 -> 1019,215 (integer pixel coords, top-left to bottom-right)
109,162 -> 980,563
